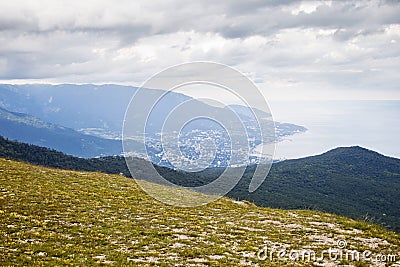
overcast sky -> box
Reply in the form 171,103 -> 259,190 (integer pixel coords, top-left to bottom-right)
0,0 -> 399,100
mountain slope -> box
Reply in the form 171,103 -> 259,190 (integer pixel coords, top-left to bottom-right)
0,158 -> 399,266
0,135 -> 399,232
0,84 -> 305,139
0,107 -> 124,158
0,84 -> 136,136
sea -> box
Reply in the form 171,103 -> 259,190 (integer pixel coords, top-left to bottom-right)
268,100 -> 400,160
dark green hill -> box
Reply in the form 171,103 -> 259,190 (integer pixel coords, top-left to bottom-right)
0,135 -> 201,184
224,146 -> 400,232
0,135 -> 130,175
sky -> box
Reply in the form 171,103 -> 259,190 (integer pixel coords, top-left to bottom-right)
0,0 -> 399,100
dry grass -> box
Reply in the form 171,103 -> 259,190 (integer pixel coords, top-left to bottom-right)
0,158 -> 399,266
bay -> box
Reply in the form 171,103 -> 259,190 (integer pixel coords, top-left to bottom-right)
269,100 -> 400,160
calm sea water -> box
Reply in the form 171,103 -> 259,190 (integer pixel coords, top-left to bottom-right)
268,100 -> 400,160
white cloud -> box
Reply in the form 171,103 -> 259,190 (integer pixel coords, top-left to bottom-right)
0,0 -> 399,100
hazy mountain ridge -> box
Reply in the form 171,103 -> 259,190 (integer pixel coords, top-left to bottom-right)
0,83 -> 306,167
0,107 -> 124,158
0,84 -> 135,135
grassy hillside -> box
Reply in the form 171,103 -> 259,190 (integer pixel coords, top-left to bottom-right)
1,158 -> 399,266
1,135 -> 399,233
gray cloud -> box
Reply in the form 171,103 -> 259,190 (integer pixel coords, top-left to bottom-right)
0,0 -> 399,99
